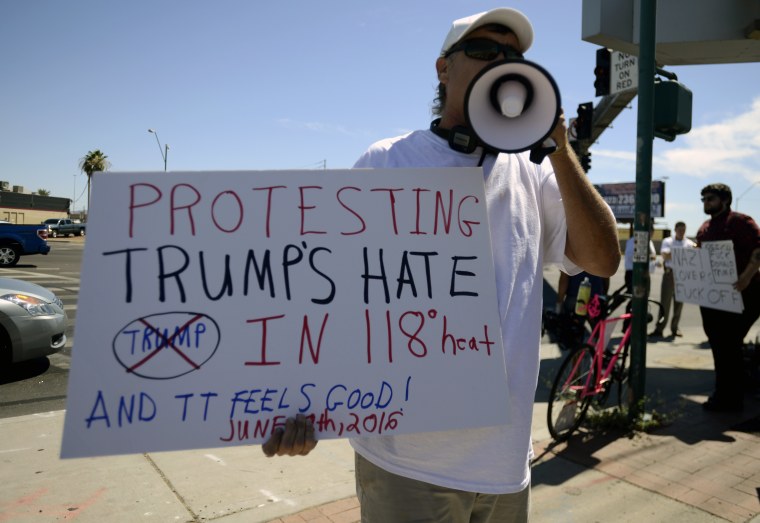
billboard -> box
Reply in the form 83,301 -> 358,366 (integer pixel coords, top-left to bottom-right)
594,181 -> 665,220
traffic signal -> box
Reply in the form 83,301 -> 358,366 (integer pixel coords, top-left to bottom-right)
653,80 -> 693,141
594,48 -> 611,97
580,153 -> 591,173
575,102 -> 593,140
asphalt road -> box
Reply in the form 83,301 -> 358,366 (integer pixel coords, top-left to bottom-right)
0,237 -> 83,418
0,237 -> 709,420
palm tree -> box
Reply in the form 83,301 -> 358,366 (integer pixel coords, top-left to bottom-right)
79,150 -> 111,215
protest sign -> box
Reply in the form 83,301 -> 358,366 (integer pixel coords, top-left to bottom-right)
61,169 -> 508,458
672,241 -> 744,313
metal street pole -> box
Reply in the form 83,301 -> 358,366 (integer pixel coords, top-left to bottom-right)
147,128 -> 169,171
629,0 -> 657,420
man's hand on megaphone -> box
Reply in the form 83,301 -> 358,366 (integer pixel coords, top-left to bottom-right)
529,110 -> 568,164
548,110 -> 570,156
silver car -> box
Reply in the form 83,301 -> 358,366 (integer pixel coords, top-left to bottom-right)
0,277 -> 68,366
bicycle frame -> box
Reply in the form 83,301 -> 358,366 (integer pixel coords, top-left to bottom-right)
564,311 -> 632,400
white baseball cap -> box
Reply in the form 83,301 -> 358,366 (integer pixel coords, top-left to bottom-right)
440,8 -> 534,56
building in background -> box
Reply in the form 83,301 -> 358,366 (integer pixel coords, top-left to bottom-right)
0,181 -> 71,224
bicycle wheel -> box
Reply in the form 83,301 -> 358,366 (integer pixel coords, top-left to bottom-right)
547,345 -> 596,441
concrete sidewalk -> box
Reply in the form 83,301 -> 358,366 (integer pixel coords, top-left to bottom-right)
2,328 -> 759,522
2,265 -> 760,522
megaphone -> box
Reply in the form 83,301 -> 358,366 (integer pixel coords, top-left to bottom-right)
464,59 -> 561,164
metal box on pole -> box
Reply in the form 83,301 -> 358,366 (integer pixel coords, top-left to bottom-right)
653,80 -> 693,141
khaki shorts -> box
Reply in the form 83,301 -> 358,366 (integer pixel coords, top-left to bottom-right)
355,453 -> 530,523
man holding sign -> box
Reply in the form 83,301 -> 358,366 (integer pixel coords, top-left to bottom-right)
266,8 -> 620,521
697,183 -> 760,413
651,221 -> 695,339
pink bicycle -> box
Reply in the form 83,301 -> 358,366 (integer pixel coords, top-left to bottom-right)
546,286 -> 660,441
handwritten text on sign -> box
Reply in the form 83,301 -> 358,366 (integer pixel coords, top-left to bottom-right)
672,241 -> 744,313
60,169 -> 508,458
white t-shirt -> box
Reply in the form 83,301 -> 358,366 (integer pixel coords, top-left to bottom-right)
660,235 -> 696,268
349,129 -> 576,494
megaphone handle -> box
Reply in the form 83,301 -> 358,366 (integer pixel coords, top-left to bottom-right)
529,139 -> 557,164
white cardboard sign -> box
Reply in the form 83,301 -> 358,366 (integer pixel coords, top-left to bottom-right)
61,169 -> 508,458
672,241 -> 744,313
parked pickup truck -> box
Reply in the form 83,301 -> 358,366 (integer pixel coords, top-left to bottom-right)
0,224 -> 51,266
42,218 -> 86,238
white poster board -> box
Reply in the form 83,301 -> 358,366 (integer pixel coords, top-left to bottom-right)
672,241 -> 744,313
61,169 -> 508,458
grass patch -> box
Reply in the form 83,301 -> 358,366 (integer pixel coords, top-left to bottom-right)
583,396 -> 678,437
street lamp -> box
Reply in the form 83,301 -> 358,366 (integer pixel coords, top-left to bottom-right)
147,128 -> 169,171
735,180 -> 760,211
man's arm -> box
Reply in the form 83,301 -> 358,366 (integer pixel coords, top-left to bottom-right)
547,115 -> 620,277
660,237 -> 672,263
735,247 -> 760,292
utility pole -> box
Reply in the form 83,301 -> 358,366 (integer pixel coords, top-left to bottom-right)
147,129 -> 169,171
629,0 -> 657,420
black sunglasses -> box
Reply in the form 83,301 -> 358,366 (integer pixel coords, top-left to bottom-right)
701,194 -> 719,202
445,38 -> 524,61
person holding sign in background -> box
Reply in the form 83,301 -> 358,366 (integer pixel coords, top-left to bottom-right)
650,221 -> 696,339
264,8 -> 620,522
697,183 -> 760,413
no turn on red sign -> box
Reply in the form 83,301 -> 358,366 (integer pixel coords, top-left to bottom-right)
610,51 -> 638,95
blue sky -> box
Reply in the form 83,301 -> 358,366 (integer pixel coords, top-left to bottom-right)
1,1 -> 759,235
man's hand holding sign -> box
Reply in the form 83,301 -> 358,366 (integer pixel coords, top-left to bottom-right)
261,414 -> 317,457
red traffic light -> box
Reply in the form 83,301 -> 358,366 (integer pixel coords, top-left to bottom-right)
575,102 -> 593,140
594,48 -> 611,97
580,153 -> 591,173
